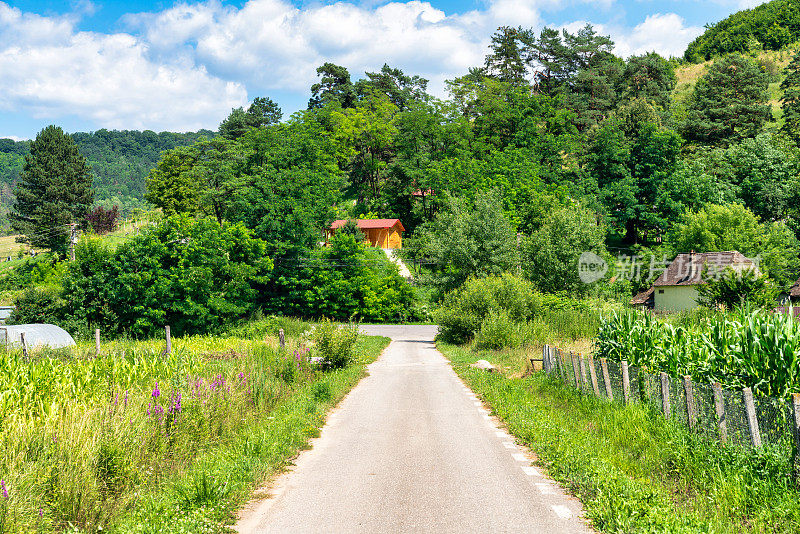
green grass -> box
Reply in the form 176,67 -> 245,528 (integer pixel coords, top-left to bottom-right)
442,342 -> 800,533
673,45 -> 800,125
0,328 -> 389,533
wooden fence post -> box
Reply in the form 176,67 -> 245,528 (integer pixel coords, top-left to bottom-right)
279,328 -> 285,349
558,349 -> 567,383
792,393 -> 800,482
95,328 -> 101,355
712,382 -> 728,444
588,356 -> 600,396
579,353 -> 589,390
571,352 -> 581,388
683,376 -> 697,430
20,332 -> 28,359
600,358 -> 613,400
542,345 -> 550,372
742,387 -> 762,448
165,325 -> 172,356
622,361 -> 631,405
660,372 -> 671,418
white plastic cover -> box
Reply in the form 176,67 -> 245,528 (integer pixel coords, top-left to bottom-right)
0,324 -> 76,349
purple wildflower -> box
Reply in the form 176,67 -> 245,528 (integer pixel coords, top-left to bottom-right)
2,479 -> 7,500
39,508 -> 43,519
152,382 -> 161,399
124,390 -> 129,407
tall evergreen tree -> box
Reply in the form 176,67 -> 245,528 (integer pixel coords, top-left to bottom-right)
622,52 -> 677,110
10,125 -> 93,253
780,50 -> 800,143
247,97 -> 282,127
484,26 -> 528,86
681,54 -> 771,146
308,63 -> 357,109
530,27 -> 570,94
570,52 -> 625,129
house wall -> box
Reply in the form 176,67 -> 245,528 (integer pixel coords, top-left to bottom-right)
388,229 -> 402,249
654,285 -> 699,312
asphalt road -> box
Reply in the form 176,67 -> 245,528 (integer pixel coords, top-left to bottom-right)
235,325 -> 591,534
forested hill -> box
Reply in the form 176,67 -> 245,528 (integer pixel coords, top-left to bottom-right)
0,129 -> 214,230
684,0 -> 800,62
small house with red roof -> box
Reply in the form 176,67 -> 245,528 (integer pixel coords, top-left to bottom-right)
328,219 -> 405,249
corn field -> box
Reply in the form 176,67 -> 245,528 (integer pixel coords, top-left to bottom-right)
595,309 -> 800,398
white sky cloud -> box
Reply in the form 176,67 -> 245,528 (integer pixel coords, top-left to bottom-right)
0,0 -> 709,132
609,13 -> 704,58
0,2 -> 247,132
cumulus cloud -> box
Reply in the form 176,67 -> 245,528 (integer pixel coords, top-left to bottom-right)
610,13 -> 704,58
0,0 -> 711,133
0,2 -> 247,132
125,0 -> 491,96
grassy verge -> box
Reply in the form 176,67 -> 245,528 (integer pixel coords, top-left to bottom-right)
0,328 -> 389,533
441,342 -> 800,533
117,334 -> 389,533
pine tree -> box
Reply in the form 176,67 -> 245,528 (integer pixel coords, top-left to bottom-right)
10,125 -> 93,253
681,54 -> 771,146
780,50 -> 800,143
484,26 -> 528,86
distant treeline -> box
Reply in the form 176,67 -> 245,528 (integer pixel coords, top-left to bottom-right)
685,0 -> 800,62
0,129 -> 214,232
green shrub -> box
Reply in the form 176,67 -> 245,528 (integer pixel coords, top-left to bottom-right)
475,309 -> 519,350
310,320 -> 360,370
434,273 -> 534,344
0,253 -> 65,291
8,285 -> 66,325
435,273 -> 612,346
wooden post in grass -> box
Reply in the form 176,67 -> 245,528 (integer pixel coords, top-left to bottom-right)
622,361 -> 631,405
712,382 -> 728,444
95,328 -> 101,355
557,349 -> 567,383
279,328 -> 285,349
742,387 -> 762,448
600,358 -> 613,400
165,325 -> 172,356
683,376 -> 697,430
588,356 -> 600,396
578,353 -> 589,390
542,345 -> 549,372
792,393 -> 800,482
571,352 -> 581,388
660,372 -> 671,418
20,332 -> 28,359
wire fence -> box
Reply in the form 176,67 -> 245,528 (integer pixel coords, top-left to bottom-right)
541,345 -> 800,461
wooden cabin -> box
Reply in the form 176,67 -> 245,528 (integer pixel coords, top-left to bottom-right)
328,219 -> 405,249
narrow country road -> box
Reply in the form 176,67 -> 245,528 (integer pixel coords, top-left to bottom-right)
235,325 -> 591,533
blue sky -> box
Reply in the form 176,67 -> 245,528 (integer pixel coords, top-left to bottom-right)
0,0 -> 767,139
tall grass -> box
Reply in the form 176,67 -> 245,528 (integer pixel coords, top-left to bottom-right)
443,342 -> 800,533
0,325 -> 379,532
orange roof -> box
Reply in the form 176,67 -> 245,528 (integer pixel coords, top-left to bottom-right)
330,219 -> 405,231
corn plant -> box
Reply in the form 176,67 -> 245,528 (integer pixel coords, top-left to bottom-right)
594,308 -> 800,398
